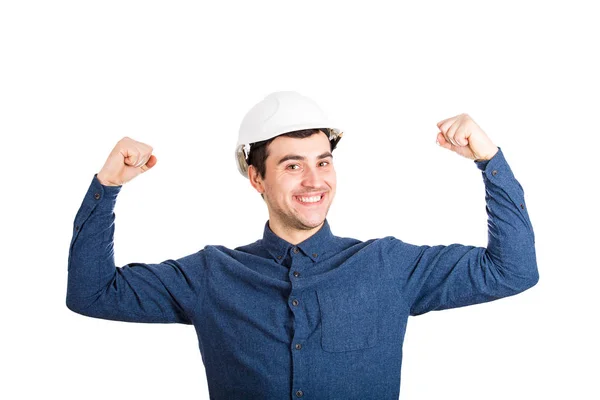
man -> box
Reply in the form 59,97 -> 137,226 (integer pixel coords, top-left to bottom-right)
67,91 -> 538,399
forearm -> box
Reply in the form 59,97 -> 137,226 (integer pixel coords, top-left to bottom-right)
476,148 -> 538,291
66,174 -> 122,313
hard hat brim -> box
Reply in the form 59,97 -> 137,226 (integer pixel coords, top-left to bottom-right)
235,127 -> 343,178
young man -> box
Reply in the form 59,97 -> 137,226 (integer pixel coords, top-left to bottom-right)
67,91 -> 538,399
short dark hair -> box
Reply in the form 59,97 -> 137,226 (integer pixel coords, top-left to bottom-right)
247,128 -> 339,179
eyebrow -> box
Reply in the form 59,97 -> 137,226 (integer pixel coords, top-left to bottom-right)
277,152 -> 333,166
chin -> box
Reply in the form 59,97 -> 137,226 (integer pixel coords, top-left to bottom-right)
296,214 -> 326,230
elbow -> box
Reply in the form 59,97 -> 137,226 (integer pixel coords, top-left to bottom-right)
520,246 -> 539,291
66,294 -> 94,317
496,242 -> 539,293
66,295 -> 84,315
523,266 -> 539,290
489,251 -> 539,295
511,261 -> 539,294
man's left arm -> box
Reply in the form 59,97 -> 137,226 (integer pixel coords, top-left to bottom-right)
396,114 -> 539,315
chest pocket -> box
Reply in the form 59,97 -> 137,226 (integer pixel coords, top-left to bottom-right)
316,287 -> 379,352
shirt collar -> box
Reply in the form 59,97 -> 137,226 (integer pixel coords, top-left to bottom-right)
261,219 -> 334,264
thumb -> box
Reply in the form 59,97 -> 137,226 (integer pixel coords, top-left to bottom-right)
140,155 -> 158,172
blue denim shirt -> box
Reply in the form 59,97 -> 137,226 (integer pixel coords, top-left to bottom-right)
67,147 -> 538,400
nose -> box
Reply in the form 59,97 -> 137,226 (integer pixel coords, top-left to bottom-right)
301,165 -> 321,188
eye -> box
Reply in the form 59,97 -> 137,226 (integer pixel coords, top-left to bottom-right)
319,161 -> 330,167
287,164 -> 300,170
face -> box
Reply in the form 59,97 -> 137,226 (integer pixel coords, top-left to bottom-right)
250,132 -> 336,234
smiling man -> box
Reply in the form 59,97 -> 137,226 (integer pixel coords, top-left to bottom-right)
67,91 -> 539,399
248,131 -> 336,244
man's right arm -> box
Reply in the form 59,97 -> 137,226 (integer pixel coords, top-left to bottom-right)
66,138 -> 204,324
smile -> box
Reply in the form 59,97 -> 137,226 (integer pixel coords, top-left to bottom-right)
294,194 -> 324,204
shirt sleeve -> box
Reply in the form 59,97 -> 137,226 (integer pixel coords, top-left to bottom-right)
390,147 -> 539,316
66,174 -> 205,324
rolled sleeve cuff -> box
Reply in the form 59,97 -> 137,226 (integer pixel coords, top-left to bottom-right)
74,175 -> 121,226
89,174 -> 122,212
474,147 -> 515,181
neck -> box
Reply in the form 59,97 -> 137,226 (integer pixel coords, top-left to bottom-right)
268,220 -> 324,245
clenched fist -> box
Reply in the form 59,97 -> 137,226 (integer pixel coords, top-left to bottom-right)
436,114 -> 498,161
97,137 -> 157,186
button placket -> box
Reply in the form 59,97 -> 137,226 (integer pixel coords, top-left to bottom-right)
289,294 -> 305,397
288,245 -> 310,396
289,245 -> 305,283
289,248 -> 301,307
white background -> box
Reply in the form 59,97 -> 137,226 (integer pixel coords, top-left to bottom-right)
1,1 -> 598,399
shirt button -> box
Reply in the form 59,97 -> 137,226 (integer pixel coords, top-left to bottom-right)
277,256 -> 283,260
94,193 -> 101,200
520,203 -> 525,209
293,247 -> 299,254
292,299 -> 299,306
293,271 -> 300,277
491,170 -> 498,176
296,390 -> 304,397
312,253 -> 318,257
75,225 -> 80,231
295,343 -> 302,350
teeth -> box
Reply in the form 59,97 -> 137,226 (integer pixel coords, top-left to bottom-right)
297,195 -> 322,203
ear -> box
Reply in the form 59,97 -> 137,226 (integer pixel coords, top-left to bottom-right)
247,165 -> 264,194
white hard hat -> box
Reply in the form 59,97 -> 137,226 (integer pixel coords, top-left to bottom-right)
235,91 -> 343,178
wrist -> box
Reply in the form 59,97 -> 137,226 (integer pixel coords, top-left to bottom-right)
96,173 -> 120,187
474,146 -> 498,162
